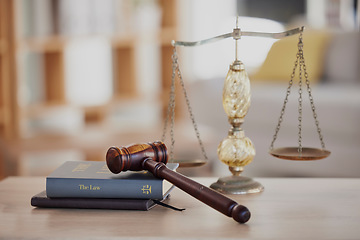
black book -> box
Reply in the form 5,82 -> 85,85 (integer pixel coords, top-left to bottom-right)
31,191 -> 170,211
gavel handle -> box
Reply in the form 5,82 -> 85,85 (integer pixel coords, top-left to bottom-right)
142,158 -> 251,223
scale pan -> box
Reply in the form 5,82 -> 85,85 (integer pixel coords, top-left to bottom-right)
172,159 -> 207,168
269,147 -> 331,161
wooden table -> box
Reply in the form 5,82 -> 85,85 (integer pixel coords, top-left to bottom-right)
1,177 -> 360,239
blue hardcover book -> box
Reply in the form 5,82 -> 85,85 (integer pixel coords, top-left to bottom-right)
46,161 -> 178,199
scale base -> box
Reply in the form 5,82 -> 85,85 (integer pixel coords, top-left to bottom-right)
210,175 -> 264,194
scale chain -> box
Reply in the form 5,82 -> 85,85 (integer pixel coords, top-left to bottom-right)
298,39 -> 303,153
300,45 -> 326,150
161,46 -> 208,161
161,48 -> 177,160
269,52 -> 299,150
270,32 -> 326,151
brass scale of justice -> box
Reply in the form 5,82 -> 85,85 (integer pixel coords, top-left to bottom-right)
161,18 -> 331,194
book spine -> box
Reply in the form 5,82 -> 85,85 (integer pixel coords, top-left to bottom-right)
46,178 -> 163,199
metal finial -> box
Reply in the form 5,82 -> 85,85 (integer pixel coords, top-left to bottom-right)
235,16 -> 239,61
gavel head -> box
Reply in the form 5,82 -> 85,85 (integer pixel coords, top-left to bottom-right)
106,141 -> 168,174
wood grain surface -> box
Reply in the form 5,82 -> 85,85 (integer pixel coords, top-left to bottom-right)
1,177 -> 360,239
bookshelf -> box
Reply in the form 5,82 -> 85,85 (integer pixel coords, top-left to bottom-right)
0,0 -> 19,139
0,0 -> 178,179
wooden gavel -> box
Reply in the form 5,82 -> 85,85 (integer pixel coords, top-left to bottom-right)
106,141 -> 251,223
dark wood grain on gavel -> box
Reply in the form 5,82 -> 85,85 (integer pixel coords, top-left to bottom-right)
106,141 -> 250,223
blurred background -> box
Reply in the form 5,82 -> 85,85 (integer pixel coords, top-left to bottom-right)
0,0 -> 359,179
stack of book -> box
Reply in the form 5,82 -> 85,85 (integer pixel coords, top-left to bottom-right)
31,161 -> 177,211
